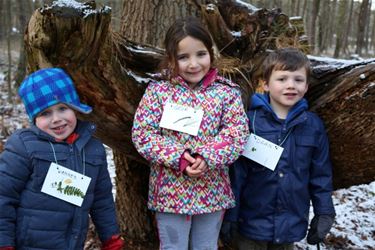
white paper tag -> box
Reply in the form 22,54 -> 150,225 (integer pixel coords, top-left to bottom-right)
159,102 -> 204,136
242,133 -> 284,171
41,162 -> 91,207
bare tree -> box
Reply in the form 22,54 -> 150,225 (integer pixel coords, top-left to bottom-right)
290,0 -> 297,16
317,0 -> 329,53
334,0 -> 348,58
5,0 -> 12,102
356,0 -> 370,55
327,0 -> 338,50
308,0 -> 321,53
295,0 -> 301,16
0,0 -> 5,40
372,10 -> 375,52
14,0 -> 33,87
364,0 -> 372,55
342,0 -> 355,56
301,0 -> 308,19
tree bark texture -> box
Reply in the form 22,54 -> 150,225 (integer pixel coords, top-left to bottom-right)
23,0 -> 375,247
356,0 -> 370,55
308,57 -> 375,189
121,0 -> 204,48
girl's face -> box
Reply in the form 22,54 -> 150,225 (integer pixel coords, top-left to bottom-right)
264,67 -> 308,118
35,103 -> 77,141
176,36 -> 211,88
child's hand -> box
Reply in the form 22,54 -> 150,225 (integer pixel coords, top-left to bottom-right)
183,151 -> 196,165
185,165 -> 203,178
191,155 -> 207,173
183,152 -> 207,178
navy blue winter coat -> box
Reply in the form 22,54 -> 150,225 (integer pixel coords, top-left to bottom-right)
225,93 -> 335,244
0,121 -> 119,249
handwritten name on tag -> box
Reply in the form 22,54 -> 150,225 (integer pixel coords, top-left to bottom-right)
159,102 -> 204,136
41,163 -> 91,206
242,133 -> 284,171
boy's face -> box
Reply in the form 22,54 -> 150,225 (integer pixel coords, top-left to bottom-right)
264,67 -> 308,116
35,103 -> 77,141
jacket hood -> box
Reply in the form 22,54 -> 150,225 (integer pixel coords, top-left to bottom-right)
251,93 -> 308,122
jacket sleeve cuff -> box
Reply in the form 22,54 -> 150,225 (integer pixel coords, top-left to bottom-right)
179,151 -> 191,172
0,247 -> 15,250
101,234 -> 124,250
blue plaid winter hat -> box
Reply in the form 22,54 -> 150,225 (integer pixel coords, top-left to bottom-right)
18,68 -> 92,122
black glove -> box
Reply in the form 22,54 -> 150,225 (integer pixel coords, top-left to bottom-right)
220,221 -> 238,245
307,214 -> 335,245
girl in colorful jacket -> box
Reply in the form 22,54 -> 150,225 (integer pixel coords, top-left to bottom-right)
131,17 -> 249,249
0,68 -> 124,250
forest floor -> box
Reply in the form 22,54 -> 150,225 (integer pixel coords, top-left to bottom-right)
0,52 -> 374,249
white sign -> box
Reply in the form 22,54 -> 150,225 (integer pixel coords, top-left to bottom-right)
159,102 -> 204,136
41,163 -> 91,206
242,133 -> 284,171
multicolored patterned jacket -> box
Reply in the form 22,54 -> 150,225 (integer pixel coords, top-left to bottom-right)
132,69 -> 249,214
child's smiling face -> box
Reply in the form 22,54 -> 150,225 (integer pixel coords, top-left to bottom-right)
264,67 -> 308,118
35,103 -> 77,141
176,35 -> 211,88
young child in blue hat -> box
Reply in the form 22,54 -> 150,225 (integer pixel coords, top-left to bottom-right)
0,68 -> 124,250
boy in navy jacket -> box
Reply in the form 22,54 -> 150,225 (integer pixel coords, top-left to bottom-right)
222,48 -> 335,249
0,68 -> 124,250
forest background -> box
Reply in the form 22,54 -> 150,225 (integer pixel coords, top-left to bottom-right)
0,0 -> 374,249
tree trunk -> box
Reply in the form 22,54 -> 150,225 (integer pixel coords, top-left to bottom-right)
290,0 -> 297,16
308,0 -> 320,53
23,0 -> 375,248
356,0 -> 370,55
301,0 -> 307,19
5,0 -> 12,102
364,0 -> 372,56
121,0 -> 203,48
333,0 -> 348,58
342,0 -> 354,56
317,0 -> 329,53
0,0 -> 4,40
327,0 -> 337,50
14,0 -> 32,87
113,151 -> 156,248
